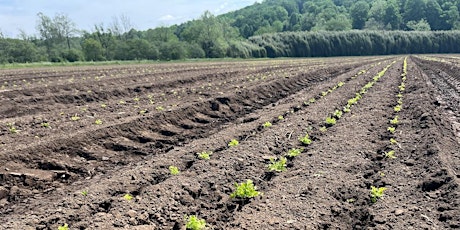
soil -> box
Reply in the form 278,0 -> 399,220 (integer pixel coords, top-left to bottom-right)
0,56 -> 458,230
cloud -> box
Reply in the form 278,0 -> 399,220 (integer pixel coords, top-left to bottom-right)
159,15 -> 178,21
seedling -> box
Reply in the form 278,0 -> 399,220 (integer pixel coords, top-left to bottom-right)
41,122 -> 51,128
71,115 -> 80,121
101,104 -> 107,108
278,115 -> 284,120
94,119 -> 103,125
185,215 -> 207,230
387,126 -> 396,134
299,134 -> 312,145
123,193 -> 134,200
268,157 -> 287,172
7,123 -> 18,134
370,186 -> 387,203
309,98 -> 316,103
228,139 -> 239,147
389,138 -> 398,145
139,110 -> 147,115
230,180 -> 261,199
155,106 -> 165,111
333,110 -> 343,119
343,106 -> 351,113
169,166 -> 180,175
319,126 -> 327,132
325,117 -> 337,126
390,116 -> 399,125
133,97 -> 140,102
118,100 -> 126,105
81,190 -> 88,196
385,150 -> 396,159
337,82 -> 345,87
263,121 -> 272,128
286,148 -> 303,157
58,223 -> 69,230
321,91 -> 328,97
394,105 -> 402,112
197,151 -> 212,160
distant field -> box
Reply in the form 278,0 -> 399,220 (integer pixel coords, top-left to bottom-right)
0,56 -> 459,229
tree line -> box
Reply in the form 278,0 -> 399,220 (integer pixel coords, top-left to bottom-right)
1,0 -> 460,64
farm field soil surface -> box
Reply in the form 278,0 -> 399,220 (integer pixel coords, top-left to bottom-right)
0,56 -> 459,229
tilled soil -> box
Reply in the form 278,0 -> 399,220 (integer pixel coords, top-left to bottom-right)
0,56 -> 458,229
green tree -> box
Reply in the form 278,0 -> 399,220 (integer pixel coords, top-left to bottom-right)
425,0 -> 443,30
82,38 -> 104,61
384,0 -> 402,29
406,19 -> 432,30
404,0 -> 426,23
350,1 -> 369,29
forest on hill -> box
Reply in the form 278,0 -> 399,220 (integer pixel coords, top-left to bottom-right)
1,0 -> 460,63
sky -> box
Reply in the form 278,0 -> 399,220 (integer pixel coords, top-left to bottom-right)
0,0 -> 261,38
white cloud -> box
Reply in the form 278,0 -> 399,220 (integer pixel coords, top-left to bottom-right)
159,15 -> 177,21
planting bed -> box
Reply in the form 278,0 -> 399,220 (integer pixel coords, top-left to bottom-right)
0,56 -> 459,229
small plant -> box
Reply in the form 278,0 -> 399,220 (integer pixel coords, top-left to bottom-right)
71,115 -> 80,121
299,133 -> 312,145
155,106 -> 165,111
139,110 -> 147,115
286,148 -> 303,157
230,180 -> 261,199
390,116 -> 399,125
185,215 -> 207,230
321,91 -> 328,97
263,121 -> 272,128
81,190 -> 88,196
94,119 -> 103,125
100,104 -> 107,108
268,157 -> 287,172
197,151 -> 212,160
228,139 -> 239,147
325,117 -> 337,126
309,98 -> 316,103
333,110 -> 343,119
319,126 -> 327,132
337,82 -> 345,87
118,100 -> 126,105
133,97 -> 140,102
385,150 -> 396,159
389,138 -> 398,145
370,186 -> 387,203
169,166 -> 180,175
41,122 -> 51,128
343,106 -> 351,113
394,105 -> 402,112
7,123 -> 18,134
278,115 -> 284,120
387,126 -> 396,134
123,193 -> 134,201
58,223 -> 69,230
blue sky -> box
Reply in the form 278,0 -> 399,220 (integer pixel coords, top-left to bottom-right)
0,0 -> 260,38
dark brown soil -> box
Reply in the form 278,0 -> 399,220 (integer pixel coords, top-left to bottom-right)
0,56 -> 458,229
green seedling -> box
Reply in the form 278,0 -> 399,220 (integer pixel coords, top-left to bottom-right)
94,119 -> 103,125
333,110 -> 343,119
387,126 -> 396,134
278,115 -> 284,120
309,98 -> 316,103
185,215 -> 207,230
133,97 -> 140,102
7,123 -> 18,134
321,91 -> 328,97
394,105 -> 402,112
169,166 -> 180,175
139,110 -> 147,115
263,121 -> 272,128
390,116 -> 399,125
325,117 -> 337,126
268,157 -> 287,172
101,104 -> 107,108
71,115 -> 80,121
299,133 -> 312,145
319,126 -> 327,132
337,82 -> 345,87
155,106 -> 165,111
385,150 -> 396,159
118,100 -> 126,104
123,193 -> 133,201
41,122 -> 50,128
390,138 -> 398,145
197,151 -> 212,160
228,139 -> 239,147
370,186 -> 387,203
286,148 -> 303,157
81,190 -> 88,196
230,179 -> 261,199
58,223 -> 69,230
343,106 -> 351,113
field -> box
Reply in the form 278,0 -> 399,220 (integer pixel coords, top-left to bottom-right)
0,56 -> 459,229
